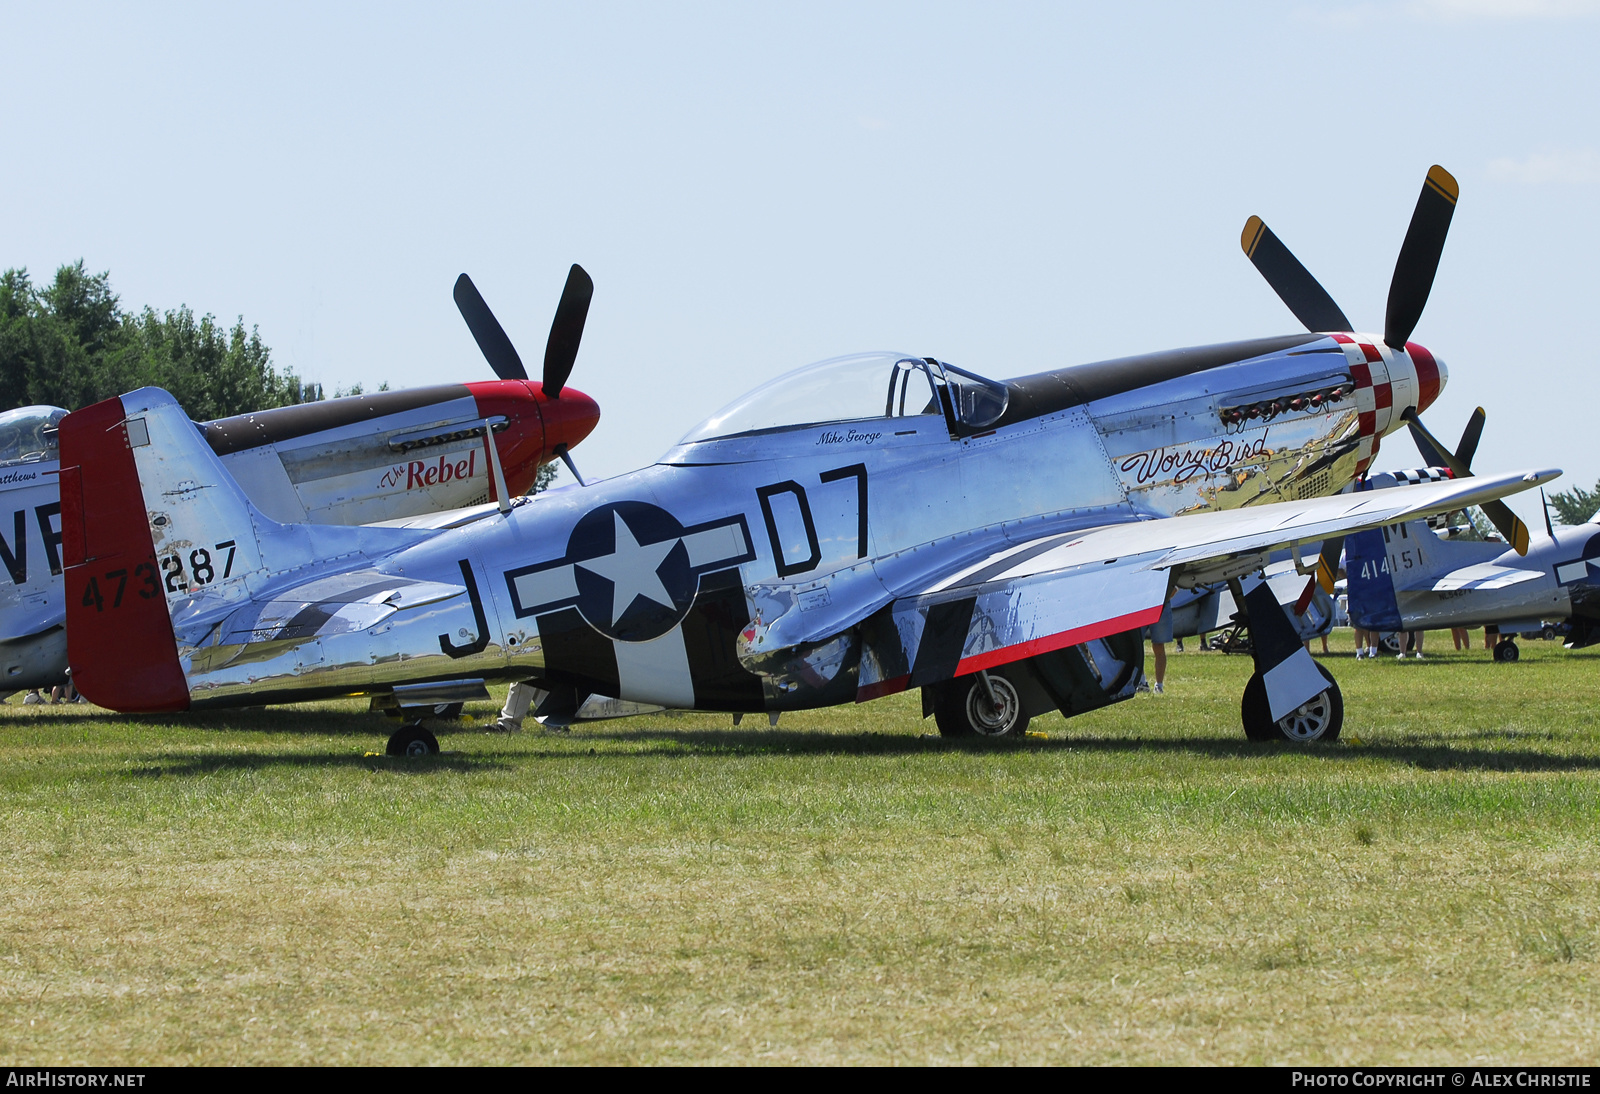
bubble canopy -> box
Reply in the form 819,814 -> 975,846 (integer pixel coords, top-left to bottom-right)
679,352 -> 1009,444
0,406 -> 67,467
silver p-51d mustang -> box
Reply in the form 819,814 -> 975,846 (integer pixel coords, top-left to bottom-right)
57,167 -> 1559,751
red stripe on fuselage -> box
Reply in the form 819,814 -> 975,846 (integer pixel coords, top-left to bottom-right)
855,675 -> 910,703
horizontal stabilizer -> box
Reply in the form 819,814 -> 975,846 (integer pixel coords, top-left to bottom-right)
1429,564 -> 1543,592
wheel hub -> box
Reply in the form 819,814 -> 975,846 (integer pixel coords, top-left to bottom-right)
966,676 -> 1021,736
1278,690 -> 1333,742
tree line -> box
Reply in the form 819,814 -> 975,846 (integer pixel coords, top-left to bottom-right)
1,261 -> 319,421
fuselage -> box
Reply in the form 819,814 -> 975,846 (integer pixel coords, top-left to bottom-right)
160,331 -> 1446,711
1,380 -> 598,690
1347,516 -> 1600,634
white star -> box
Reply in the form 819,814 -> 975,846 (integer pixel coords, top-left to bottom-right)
575,512 -> 680,626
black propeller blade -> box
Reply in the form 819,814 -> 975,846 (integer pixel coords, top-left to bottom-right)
1541,488 -> 1556,539
543,264 -> 593,400
453,274 -> 529,382
1240,216 -> 1353,333
1408,415 -> 1454,469
1454,406 -> 1485,469
1384,165 -> 1458,348
1402,408 -> 1530,555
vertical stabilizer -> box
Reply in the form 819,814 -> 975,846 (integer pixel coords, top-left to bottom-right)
62,388 -> 443,712
60,395 -> 191,710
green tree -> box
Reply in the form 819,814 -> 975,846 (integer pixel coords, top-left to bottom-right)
0,261 -> 320,418
1547,480 -> 1600,526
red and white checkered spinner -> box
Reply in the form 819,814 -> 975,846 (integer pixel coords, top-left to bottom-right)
1330,334 -> 1446,476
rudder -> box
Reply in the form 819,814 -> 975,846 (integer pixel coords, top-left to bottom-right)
60,395 -> 191,711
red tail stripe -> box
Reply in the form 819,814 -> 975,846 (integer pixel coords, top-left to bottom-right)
61,397 -> 190,712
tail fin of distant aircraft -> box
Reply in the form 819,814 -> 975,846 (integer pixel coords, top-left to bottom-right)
61,388 -> 430,711
1342,525 -> 1406,632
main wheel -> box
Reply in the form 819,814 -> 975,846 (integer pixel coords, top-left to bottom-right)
933,671 -> 1029,739
386,724 -> 440,757
1241,662 -> 1343,743
1493,639 -> 1520,663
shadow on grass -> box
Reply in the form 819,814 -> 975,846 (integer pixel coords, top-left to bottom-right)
0,705 -> 456,737
571,725 -> 1600,773
124,750 -> 505,777
11,705 -> 1600,776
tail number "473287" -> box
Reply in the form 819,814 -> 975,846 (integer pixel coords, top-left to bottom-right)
79,540 -> 238,612
160,541 -> 238,593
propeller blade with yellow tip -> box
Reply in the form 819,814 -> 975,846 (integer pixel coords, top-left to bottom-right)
1239,215 -> 1353,333
1403,408 -> 1530,555
1384,165 -> 1459,348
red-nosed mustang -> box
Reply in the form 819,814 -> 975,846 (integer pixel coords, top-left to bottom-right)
0,269 -> 599,693
58,169 -> 1557,750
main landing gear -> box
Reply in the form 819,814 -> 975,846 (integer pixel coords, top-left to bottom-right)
934,669 -> 1030,738
1493,639 -> 1520,663
1241,663 -> 1344,743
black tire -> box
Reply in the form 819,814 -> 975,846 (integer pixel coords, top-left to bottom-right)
933,671 -> 1030,739
1493,640 -> 1520,663
1241,662 -> 1343,743
386,724 -> 440,757
1542,626 -> 1558,642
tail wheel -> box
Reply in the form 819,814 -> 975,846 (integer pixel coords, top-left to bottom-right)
386,724 -> 440,757
1493,640 -> 1520,663
934,671 -> 1029,739
1241,663 -> 1343,743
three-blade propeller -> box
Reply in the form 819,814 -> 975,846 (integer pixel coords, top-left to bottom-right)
1297,405 -> 1527,615
1241,165 -> 1458,350
453,264 -> 594,399
1403,408 -> 1530,555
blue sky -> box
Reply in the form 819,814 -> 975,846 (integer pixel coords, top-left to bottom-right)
5,1 -> 1597,521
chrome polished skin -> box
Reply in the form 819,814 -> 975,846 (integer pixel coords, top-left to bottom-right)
121,334 -> 1447,712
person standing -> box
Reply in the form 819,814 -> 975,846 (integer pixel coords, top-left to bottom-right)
483,681 -> 566,734
1141,602 -> 1175,694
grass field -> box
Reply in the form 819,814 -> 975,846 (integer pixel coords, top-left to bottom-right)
1,629 -> 1596,1065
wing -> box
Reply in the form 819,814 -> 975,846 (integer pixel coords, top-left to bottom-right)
854,467 -> 1558,700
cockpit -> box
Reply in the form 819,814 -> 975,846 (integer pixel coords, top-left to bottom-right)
0,406 -> 67,467
679,352 -> 1010,444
